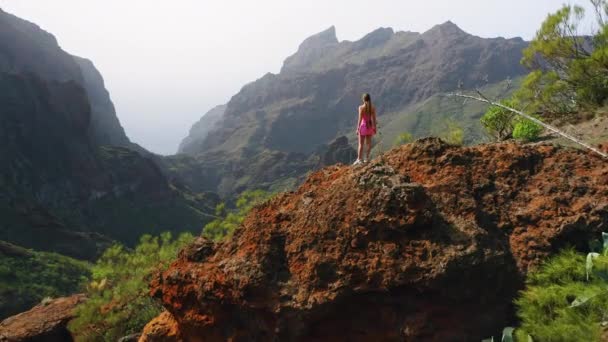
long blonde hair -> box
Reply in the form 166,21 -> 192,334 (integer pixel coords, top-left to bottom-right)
362,93 -> 372,125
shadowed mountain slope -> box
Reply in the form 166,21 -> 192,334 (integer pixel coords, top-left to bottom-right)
0,9 -> 218,260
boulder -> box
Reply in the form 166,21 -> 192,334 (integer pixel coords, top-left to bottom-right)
146,139 -> 608,341
0,295 -> 85,342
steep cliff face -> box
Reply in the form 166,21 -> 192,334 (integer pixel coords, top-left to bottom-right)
0,9 -> 82,83
0,9 -> 130,147
0,71 -> 218,257
144,139 -> 608,341
0,9 -> 218,258
73,56 -> 130,147
0,72 -> 104,258
176,22 -> 529,196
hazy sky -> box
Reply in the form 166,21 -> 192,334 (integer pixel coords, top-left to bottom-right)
0,0 -> 597,154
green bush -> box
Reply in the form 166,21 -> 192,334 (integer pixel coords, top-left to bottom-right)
480,100 -> 517,141
68,232 -> 193,341
0,246 -> 90,319
515,240 -> 608,341
203,190 -> 271,241
439,119 -> 464,145
394,132 -> 413,146
512,119 -> 543,141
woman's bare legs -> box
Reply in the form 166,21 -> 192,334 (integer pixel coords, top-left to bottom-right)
365,136 -> 372,161
357,133 -> 364,161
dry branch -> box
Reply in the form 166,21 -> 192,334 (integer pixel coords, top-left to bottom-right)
446,92 -> 608,159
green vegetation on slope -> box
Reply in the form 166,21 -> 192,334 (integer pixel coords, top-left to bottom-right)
69,190 -> 270,341
203,190 -> 272,241
514,242 -> 608,341
375,78 -> 522,153
0,241 -> 91,319
69,232 -> 194,341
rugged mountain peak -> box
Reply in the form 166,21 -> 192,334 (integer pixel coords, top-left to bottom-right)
435,20 -> 465,33
423,20 -> 468,40
301,25 -> 339,48
281,26 -> 339,73
143,139 -> 608,341
353,27 -> 395,49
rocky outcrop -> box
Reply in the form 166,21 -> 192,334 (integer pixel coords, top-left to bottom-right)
146,139 -> 608,341
0,294 -> 85,342
178,104 -> 227,155
315,136 -> 357,167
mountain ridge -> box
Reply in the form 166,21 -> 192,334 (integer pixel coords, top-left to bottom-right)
174,22 -> 529,196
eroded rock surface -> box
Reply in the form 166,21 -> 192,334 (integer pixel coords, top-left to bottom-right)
0,295 -> 85,342
146,139 -> 608,341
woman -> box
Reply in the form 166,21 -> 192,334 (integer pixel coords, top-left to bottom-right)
353,93 -> 377,165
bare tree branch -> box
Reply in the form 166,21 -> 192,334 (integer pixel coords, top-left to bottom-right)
591,0 -> 607,27
445,92 -> 608,159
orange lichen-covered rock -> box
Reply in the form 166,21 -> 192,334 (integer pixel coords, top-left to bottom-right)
0,294 -> 85,342
139,311 -> 183,342
147,138 -> 608,341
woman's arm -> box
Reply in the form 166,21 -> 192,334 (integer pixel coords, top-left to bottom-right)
357,107 -> 363,133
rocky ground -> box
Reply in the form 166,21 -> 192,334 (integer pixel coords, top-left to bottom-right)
141,138 -> 608,341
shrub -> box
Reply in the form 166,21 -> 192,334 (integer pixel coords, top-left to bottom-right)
480,100 -> 517,141
515,236 -> 608,341
68,232 -> 193,341
439,119 -> 464,145
512,118 -> 543,141
203,190 -> 271,241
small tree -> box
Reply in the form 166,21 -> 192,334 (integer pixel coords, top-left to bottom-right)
480,100 -> 518,141
69,232 -> 194,341
394,132 -> 413,146
517,1 -> 608,117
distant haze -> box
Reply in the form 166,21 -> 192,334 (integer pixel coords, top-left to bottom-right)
0,0 -> 598,155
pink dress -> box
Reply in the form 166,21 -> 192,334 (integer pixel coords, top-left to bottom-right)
359,109 -> 376,136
